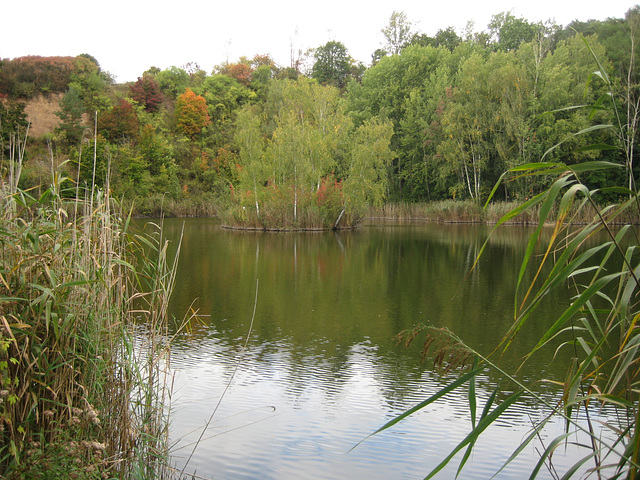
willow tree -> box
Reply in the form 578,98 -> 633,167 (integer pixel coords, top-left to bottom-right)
262,78 -> 352,222
229,77 -> 391,229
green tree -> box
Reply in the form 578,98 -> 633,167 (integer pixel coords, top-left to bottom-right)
489,12 -> 539,51
381,11 -> 414,55
156,66 -> 190,99
263,78 -> 350,219
234,105 -> 266,219
138,124 -> 170,176
436,52 -> 501,200
201,74 -> 256,146
55,85 -> 86,145
72,134 -> 110,188
231,77 -> 392,227
311,41 -> 353,88
411,27 -> 462,52
617,7 -> 640,191
343,117 -> 394,209
0,101 -> 28,158
536,34 -> 612,164
69,56 -> 112,114
346,44 -> 461,200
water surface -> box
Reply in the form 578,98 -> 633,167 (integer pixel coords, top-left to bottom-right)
147,218 -> 609,479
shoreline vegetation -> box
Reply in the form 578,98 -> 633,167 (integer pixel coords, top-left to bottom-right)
125,196 -> 640,228
0,151 -> 181,478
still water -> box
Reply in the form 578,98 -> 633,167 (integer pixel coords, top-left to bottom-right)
147,218 -> 606,479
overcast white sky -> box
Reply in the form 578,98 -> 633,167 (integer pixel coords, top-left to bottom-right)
2,0 -> 637,83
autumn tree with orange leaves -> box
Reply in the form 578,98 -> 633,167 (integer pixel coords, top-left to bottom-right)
175,88 -> 211,139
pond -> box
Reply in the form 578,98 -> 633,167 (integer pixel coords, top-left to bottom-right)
146,217 -> 610,479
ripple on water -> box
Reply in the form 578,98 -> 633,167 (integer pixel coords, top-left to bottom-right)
167,335 -> 614,479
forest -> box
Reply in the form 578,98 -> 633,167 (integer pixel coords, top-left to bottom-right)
1,8 -> 639,226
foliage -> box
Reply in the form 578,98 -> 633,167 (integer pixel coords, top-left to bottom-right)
97,99 -> 139,143
343,117 -> 393,209
411,27 -> 463,52
67,60 -> 112,114
3,8 -> 640,216
54,85 -> 86,145
155,66 -> 190,100
225,78 -> 392,229
311,41 -> 353,88
201,74 -> 256,146
129,74 -> 163,113
0,56 -> 90,98
381,11 -> 414,55
0,170 -> 180,477
71,134 -> 110,189
175,88 -> 211,140
488,12 -> 539,51
0,102 -> 28,159
219,62 -> 253,86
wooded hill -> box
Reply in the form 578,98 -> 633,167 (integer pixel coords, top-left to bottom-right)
1,8 -> 639,222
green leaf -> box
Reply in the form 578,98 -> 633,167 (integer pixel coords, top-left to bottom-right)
532,272 -> 623,354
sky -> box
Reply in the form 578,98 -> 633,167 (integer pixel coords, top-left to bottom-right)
2,0 -> 637,83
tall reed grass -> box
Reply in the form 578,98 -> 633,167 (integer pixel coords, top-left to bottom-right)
370,199 -> 639,225
0,138 -> 180,478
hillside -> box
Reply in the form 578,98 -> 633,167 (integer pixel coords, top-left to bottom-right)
21,94 -> 63,137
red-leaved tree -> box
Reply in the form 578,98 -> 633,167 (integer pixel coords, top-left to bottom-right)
129,74 -> 163,113
98,99 -> 139,142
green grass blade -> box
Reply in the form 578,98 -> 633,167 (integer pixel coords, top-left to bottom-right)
559,452 -> 597,480
492,416 -> 552,479
425,390 -> 522,479
528,432 -> 573,480
532,272 -> 623,354
456,386 -> 497,477
351,365 -> 485,451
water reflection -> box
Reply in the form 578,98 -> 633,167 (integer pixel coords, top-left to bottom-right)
140,218 -> 604,479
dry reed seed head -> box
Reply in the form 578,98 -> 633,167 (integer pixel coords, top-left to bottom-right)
65,441 -> 79,453
91,441 -> 107,451
84,405 -> 101,425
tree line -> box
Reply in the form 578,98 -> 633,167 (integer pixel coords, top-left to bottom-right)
1,8 -> 639,220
